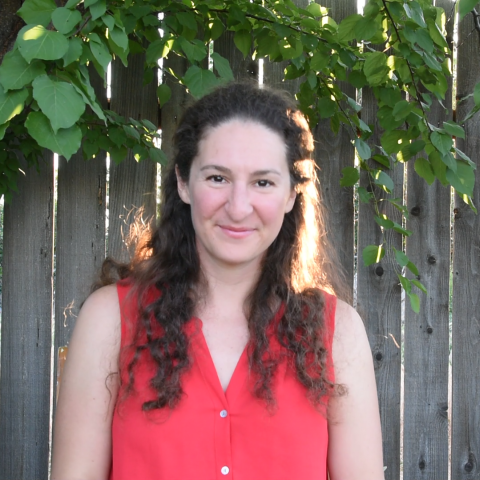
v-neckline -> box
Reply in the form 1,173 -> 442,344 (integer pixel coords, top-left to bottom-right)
190,317 -> 249,398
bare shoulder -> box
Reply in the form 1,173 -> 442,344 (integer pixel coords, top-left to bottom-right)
332,299 -> 370,370
69,284 -> 121,353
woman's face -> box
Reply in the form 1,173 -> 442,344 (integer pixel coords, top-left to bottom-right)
176,119 -> 296,272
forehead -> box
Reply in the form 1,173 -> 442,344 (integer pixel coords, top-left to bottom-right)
193,119 -> 288,171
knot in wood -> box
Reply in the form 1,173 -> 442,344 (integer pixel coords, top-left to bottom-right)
426,326 -> 433,334
375,352 -> 383,361
411,206 -> 421,216
465,462 -> 474,473
419,459 -> 426,470
375,265 -> 384,277
427,255 -> 436,265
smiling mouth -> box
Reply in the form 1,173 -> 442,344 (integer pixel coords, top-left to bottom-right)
218,225 -> 255,238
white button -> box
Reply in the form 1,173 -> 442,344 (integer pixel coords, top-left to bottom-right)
221,466 -> 230,475
220,409 -> 228,418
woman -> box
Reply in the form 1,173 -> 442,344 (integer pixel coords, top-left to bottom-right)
52,82 -> 384,480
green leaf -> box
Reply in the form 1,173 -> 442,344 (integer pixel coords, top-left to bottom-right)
156,83 -> 171,106
17,25 -> 69,63
88,34 -> 112,73
358,186 -> 373,203
394,248 -> 409,267
348,70 -> 368,88
110,27 -> 129,51
431,131 -> 453,155
398,274 -> 411,293
183,66 -> 219,98
411,279 -> 427,294
443,121 -> 465,139
459,0 -> 480,21
310,51 -> 329,72
63,37 -> 83,67
177,12 -> 198,32
178,37 -> 207,62
375,214 -> 394,229
149,147 -> 168,165
364,51 -> 389,86
17,0 -> 56,27
337,14 -> 362,42
414,157 -> 435,185
211,52 -> 234,82
408,293 -> 420,313
109,145 -> 128,164
340,166 -> 359,187
363,245 -> 385,266
89,0 -> 106,20
404,2 -> 427,28
374,170 -> 394,193
317,96 -> 336,119
381,130 -> 407,155
306,2 -> 327,17
427,18 -> 448,49
392,100 -> 414,120
0,122 -> 9,141
354,16 -> 377,41
415,28 -> 434,53
446,161 -> 475,196
32,75 -> 85,132
355,138 -> 371,160
0,86 -> 29,124
146,38 -> 173,64
234,30 -> 251,58
52,7 -> 82,34
407,261 -> 419,276
474,82 -> 480,106
25,111 -> 81,160
0,49 -> 46,91
392,222 -> 412,236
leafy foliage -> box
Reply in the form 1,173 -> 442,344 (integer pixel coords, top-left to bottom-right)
1,0 -> 480,308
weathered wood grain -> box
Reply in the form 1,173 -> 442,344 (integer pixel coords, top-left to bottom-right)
402,2 -> 453,477
109,54 -> 158,262
356,85 -> 403,480
0,156 -> 54,480
53,70 -> 108,409
452,12 -> 480,480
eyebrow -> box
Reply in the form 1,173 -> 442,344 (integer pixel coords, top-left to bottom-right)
199,164 -> 282,176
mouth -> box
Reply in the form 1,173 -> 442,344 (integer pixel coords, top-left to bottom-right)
218,225 -> 255,238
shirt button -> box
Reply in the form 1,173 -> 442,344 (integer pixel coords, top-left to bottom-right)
220,409 -> 228,418
221,466 -> 230,475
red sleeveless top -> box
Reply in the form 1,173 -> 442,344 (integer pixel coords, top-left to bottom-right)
110,282 -> 336,480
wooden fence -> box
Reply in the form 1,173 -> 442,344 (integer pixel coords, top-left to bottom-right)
0,1 -> 479,479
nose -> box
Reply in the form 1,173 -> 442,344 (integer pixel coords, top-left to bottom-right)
225,183 -> 253,221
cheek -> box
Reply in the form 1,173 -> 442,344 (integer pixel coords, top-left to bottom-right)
190,189 -> 225,222
257,197 -> 290,227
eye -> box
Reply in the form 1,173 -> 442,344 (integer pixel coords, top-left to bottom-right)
256,179 -> 274,187
207,175 -> 226,183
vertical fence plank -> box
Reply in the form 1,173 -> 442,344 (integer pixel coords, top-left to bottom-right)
0,157 -> 54,480
313,0 -> 356,299
357,87 -> 403,480
109,54 -> 158,261
53,70 -> 108,405
403,3 -> 453,477
452,13 -> 480,480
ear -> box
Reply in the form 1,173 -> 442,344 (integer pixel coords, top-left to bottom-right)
285,188 -> 297,213
176,165 -> 191,205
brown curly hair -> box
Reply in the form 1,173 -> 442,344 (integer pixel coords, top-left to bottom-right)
98,81 -> 347,411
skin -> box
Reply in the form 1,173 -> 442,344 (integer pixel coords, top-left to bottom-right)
52,119 -> 384,480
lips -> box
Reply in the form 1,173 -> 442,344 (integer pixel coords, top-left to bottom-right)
218,225 -> 255,239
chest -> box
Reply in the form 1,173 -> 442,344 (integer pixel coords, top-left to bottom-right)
201,320 -> 249,392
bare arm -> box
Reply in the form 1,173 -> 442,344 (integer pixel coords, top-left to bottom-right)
327,300 -> 385,480
51,285 -> 121,480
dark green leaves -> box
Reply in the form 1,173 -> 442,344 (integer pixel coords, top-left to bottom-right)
17,0 -> 56,27
0,50 -> 46,91
363,245 -> 385,266
0,86 -> 29,124
183,66 -> 218,98
459,0 -> 480,21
